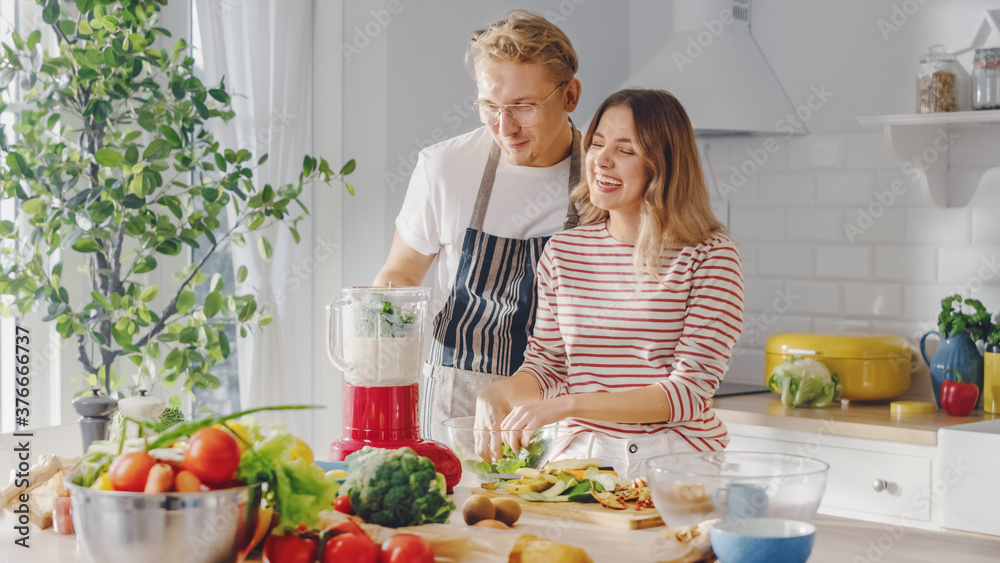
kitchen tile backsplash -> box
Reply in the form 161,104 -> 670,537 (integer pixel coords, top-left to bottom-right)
708,131 -> 1000,392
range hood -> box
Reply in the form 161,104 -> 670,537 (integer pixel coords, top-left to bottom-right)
622,0 -> 804,136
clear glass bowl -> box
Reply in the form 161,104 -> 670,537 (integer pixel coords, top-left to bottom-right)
645,451 -> 829,528
440,416 -> 559,483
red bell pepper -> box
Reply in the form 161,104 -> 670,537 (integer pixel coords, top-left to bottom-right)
941,368 -> 979,416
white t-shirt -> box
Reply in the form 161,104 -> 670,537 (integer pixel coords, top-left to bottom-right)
395,126 -> 574,317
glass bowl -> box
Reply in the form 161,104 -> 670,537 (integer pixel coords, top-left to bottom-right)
645,451 -> 829,528
440,416 -> 559,483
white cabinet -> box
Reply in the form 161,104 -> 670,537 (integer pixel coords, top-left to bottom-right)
726,423 -> 941,530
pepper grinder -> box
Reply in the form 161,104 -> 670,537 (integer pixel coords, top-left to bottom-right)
71,388 -> 118,452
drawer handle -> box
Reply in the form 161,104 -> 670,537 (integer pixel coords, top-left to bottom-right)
872,479 -> 888,492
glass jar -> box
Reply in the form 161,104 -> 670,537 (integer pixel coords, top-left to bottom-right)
972,48 -> 998,110
917,45 -> 970,113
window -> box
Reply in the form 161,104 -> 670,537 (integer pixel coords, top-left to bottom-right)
188,5 -> 240,416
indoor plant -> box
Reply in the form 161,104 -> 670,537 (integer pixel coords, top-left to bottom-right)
0,0 -> 353,399
920,295 -> 988,407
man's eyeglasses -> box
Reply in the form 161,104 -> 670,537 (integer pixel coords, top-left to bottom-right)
473,83 -> 566,127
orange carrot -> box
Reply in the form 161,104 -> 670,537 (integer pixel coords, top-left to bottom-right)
174,469 -> 204,492
144,464 -> 175,493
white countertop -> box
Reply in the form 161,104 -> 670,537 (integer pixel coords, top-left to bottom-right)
2,481 -> 999,563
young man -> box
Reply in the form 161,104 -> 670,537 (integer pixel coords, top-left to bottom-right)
373,10 -> 583,439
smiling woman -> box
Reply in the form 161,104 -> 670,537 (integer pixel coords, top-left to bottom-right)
476,89 -> 744,480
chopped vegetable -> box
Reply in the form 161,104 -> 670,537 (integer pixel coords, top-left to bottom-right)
766,355 -> 841,408
340,446 -> 454,527
464,431 -> 550,477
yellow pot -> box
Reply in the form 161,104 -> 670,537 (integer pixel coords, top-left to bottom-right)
765,334 -> 912,401
985,346 -> 1000,414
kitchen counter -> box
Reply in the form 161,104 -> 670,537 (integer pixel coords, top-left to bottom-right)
713,393 -> 1000,446
3,482 -> 999,563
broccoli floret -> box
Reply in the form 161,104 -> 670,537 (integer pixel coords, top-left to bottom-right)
341,446 -> 455,528
151,407 -> 185,433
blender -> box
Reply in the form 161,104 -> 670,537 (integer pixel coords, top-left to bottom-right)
326,286 -> 461,491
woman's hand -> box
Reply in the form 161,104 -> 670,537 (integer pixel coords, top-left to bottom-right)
501,396 -> 572,455
474,382 -> 514,463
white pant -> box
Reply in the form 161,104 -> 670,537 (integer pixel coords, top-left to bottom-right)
554,431 -> 694,481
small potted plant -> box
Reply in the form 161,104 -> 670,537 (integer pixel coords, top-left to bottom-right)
920,295 -> 988,407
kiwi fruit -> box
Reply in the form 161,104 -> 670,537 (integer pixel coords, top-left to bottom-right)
462,494 -> 496,525
491,497 -> 522,526
472,518 -> 510,529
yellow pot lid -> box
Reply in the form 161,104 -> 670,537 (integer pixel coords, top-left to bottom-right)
765,333 -> 910,359
891,401 -> 936,415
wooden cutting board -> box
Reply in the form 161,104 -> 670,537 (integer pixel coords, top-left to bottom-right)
478,489 -> 664,530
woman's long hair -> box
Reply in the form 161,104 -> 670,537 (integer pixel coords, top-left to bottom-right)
571,89 -> 725,285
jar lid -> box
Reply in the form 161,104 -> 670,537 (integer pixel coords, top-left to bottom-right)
890,401 -> 936,415
71,388 -> 119,417
920,44 -> 956,63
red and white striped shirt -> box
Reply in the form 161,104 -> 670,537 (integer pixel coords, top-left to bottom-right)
520,222 -> 744,452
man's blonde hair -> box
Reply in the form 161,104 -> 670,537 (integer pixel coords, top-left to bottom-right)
467,10 -> 578,85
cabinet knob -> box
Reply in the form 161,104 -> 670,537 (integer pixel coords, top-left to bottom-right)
872,479 -> 888,492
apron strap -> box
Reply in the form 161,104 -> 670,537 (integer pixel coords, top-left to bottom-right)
564,126 -> 582,230
469,124 -> 582,232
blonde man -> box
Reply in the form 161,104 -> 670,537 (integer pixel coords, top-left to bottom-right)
373,10 -> 583,439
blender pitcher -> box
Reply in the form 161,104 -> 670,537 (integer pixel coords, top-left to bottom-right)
325,286 -> 461,491
327,286 -> 428,387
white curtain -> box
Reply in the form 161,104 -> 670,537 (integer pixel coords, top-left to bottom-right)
195,0 -> 316,438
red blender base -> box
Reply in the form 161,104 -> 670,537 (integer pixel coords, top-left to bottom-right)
330,383 -> 462,493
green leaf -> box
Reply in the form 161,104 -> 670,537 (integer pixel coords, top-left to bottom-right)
163,348 -> 182,369
6,152 -> 28,175
218,330 -> 230,358
258,154 -> 269,165
204,292 -> 222,318
176,290 -> 196,314
260,315 -> 273,326
0,220 -> 13,236
22,198 -> 45,216
231,233 -> 246,248
72,238 -> 101,253
78,19 -> 93,35
339,159 -> 356,175
26,30 -> 41,50
95,148 -> 125,167
235,265 -> 248,284
208,88 -> 229,104
143,139 -> 171,161
139,286 -> 159,302
159,125 -> 182,148
257,236 -> 272,260
345,183 -> 355,196
59,19 -> 75,37
156,239 -> 181,255
42,0 -> 59,24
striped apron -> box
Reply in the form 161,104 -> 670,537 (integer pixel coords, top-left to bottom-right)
421,127 -> 581,440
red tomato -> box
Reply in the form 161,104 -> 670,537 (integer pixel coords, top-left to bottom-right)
325,519 -> 365,537
380,534 -> 434,563
183,427 -> 241,484
333,495 -> 353,514
108,452 -> 157,492
262,532 -> 319,563
322,531 -> 378,563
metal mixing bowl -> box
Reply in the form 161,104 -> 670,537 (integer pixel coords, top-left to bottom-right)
67,478 -> 262,563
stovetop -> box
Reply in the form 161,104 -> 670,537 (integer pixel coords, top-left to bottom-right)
715,380 -> 771,397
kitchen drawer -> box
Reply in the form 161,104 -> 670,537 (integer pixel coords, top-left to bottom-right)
728,435 -> 933,522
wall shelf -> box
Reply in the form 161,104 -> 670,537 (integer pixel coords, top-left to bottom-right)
857,110 -> 1000,207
